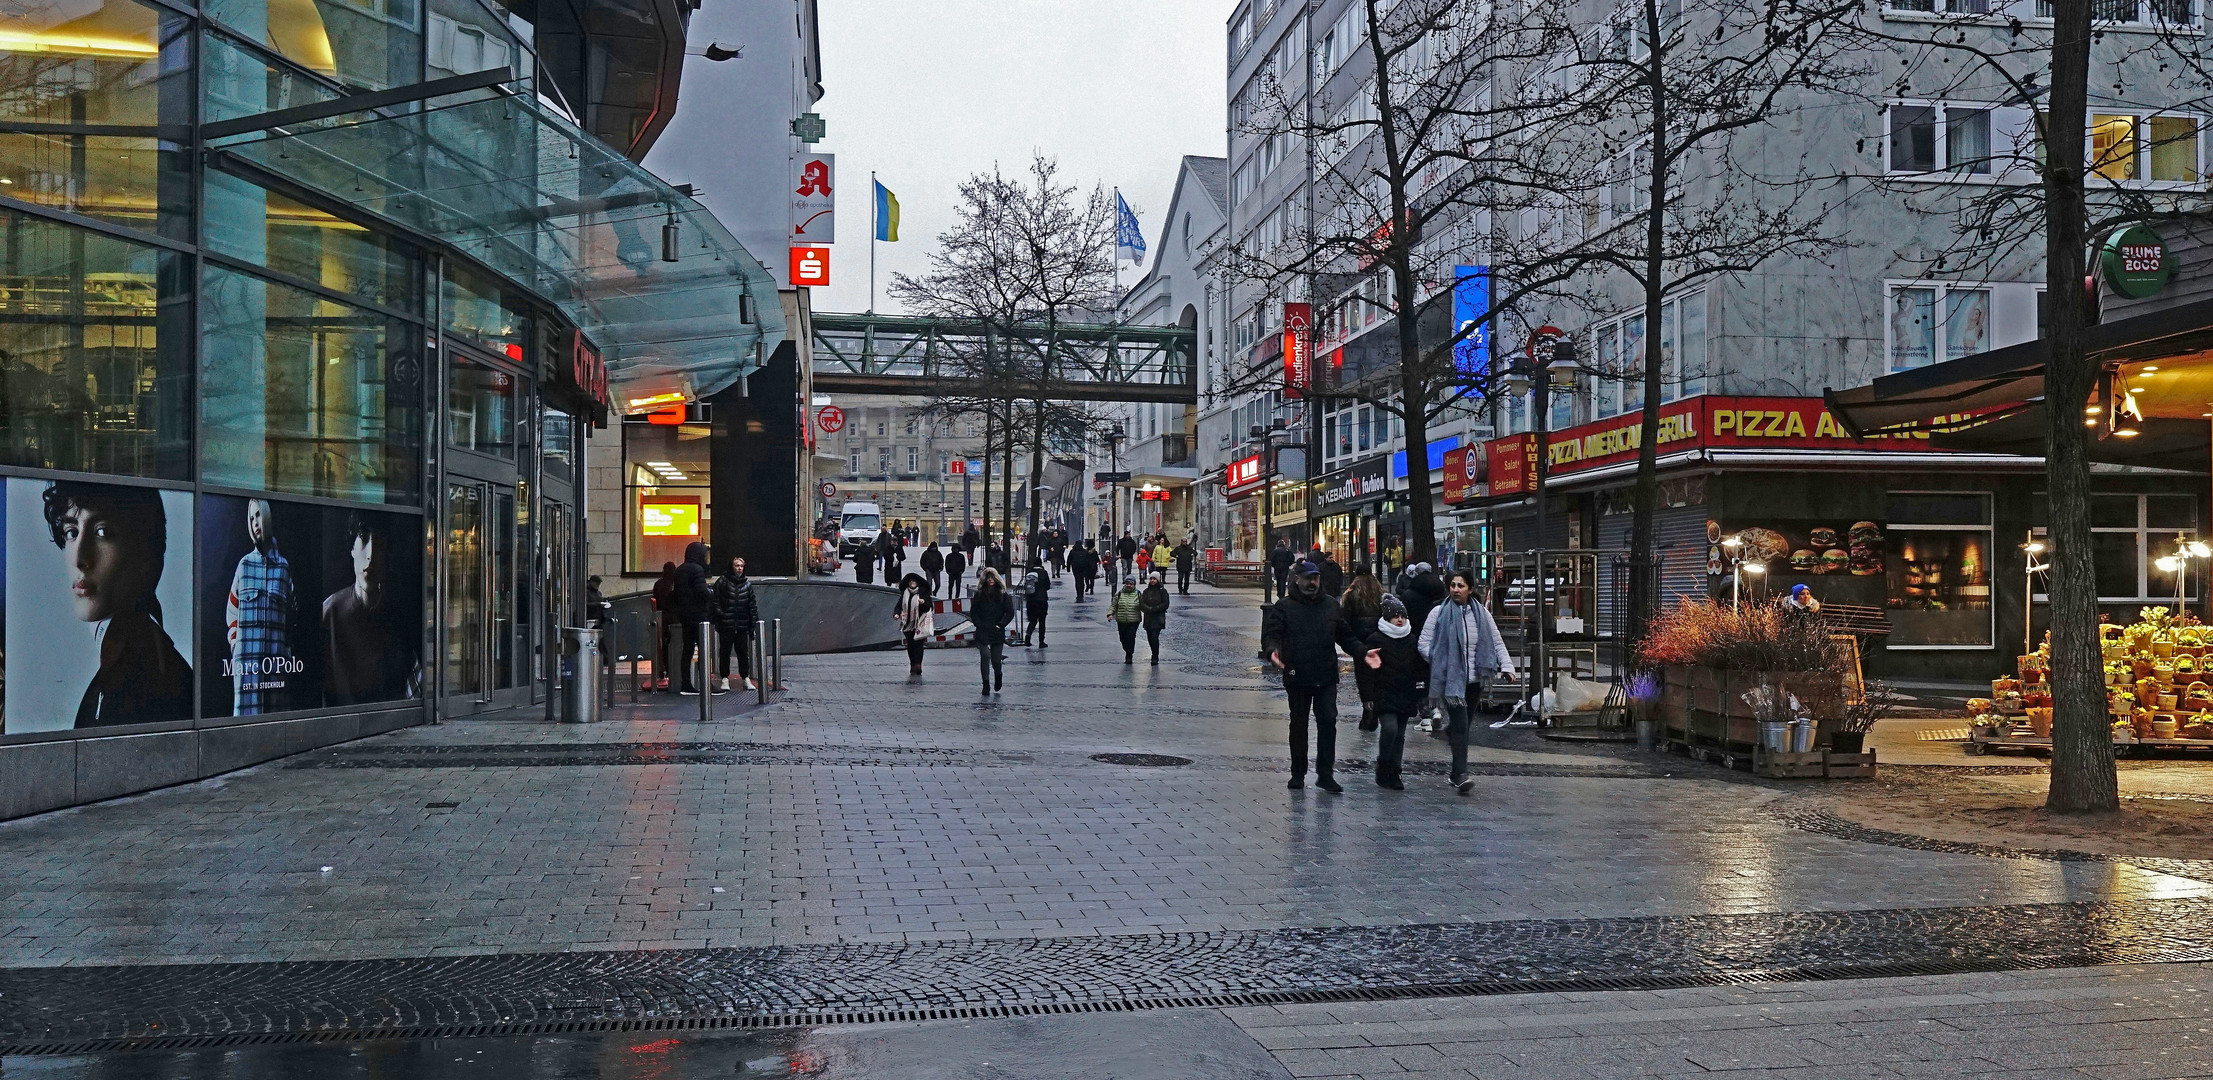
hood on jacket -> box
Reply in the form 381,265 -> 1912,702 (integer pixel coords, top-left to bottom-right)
684,542 -> 708,566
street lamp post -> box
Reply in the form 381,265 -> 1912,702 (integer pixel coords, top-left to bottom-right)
1106,424 -> 1125,544
1722,534 -> 1746,609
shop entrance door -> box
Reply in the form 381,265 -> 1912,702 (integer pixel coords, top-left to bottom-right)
442,478 -> 529,716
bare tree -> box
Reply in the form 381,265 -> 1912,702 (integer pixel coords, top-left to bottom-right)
1854,0 -> 2213,812
1219,0 -> 1600,565
1560,0 -> 1868,643
893,155 -> 1122,556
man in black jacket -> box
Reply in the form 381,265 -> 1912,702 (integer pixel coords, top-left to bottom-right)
944,544 -> 967,598
712,555 -> 758,692
1394,562 -> 1447,634
674,542 -> 715,695
1116,530 -> 1138,566
1261,560 -> 1365,793
1266,538 -> 1295,601
1069,540 -> 1099,600
919,542 -> 945,596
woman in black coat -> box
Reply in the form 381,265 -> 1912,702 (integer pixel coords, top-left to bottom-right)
968,568 -> 1016,694
1361,594 -> 1429,790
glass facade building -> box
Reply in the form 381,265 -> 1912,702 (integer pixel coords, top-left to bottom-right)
0,0 -> 777,819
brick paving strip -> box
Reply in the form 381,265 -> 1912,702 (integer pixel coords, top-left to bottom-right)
9,896 -> 2213,1048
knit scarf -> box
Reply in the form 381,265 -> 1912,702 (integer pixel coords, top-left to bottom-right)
1429,599 -> 1470,706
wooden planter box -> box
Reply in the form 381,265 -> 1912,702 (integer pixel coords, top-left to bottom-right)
1753,746 -> 1827,779
1823,750 -> 1878,779
1658,666 -> 1850,756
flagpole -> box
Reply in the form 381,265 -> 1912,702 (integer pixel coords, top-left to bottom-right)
870,171 -> 878,314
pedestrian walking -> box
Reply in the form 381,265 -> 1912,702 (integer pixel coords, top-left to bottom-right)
920,542 -> 945,596
1341,570 -> 1385,730
1139,572 -> 1171,664
1150,538 -> 1172,583
961,523 -> 980,557
893,573 -> 934,677
1109,575 -> 1144,663
1070,540 -> 1099,600
673,542 -> 714,695
970,568 -> 1014,693
1361,594 -> 1428,790
1267,538 -> 1295,600
712,555 -> 758,692
1171,539 -> 1194,594
944,544 -> 967,599
1117,530 -> 1139,567
1394,561 -> 1446,634
1417,570 -> 1515,796
1261,560 -> 1364,793
586,575 -> 607,626
1021,561 -> 1052,647
1318,548 -> 1344,598
650,560 -> 677,689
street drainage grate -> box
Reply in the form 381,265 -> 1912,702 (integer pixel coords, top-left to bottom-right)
9,950 -> 2210,1056
1090,753 -> 1193,767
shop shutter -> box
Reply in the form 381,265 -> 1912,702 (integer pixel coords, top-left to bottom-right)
1595,503 -> 1712,639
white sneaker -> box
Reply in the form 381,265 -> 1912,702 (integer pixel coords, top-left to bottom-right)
744,678 -> 757,690
718,677 -> 730,692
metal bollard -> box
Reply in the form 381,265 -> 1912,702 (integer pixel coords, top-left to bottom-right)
697,621 -> 715,723
770,618 -> 783,691
603,615 -> 617,709
630,615 -> 642,704
755,619 -> 769,704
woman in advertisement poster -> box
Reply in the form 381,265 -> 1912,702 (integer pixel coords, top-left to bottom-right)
47,482 -> 192,727
226,498 -> 295,715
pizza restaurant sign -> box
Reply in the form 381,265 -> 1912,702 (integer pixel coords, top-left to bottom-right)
1483,396 -> 1983,497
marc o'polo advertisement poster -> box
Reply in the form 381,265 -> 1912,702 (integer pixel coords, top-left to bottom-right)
196,496 -> 424,718
4,478 -> 195,733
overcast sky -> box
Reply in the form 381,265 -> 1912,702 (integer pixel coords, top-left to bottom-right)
809,1 -> 1228,315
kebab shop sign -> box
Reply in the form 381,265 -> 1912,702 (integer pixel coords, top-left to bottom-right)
1483,396 -> 1974,495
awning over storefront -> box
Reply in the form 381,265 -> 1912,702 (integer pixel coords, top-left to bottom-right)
206,73 -> 783,410
1826,294 -> 2213,473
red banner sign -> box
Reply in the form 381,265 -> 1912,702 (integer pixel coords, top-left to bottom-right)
1441,444 -> 1484,504
1282,302 -> 1313,397
1225,452 -> 1264,496
1481,395 -> 1989,496
1486,434 -> 1537,497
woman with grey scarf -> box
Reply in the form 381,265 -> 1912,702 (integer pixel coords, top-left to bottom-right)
1416,569 -> 1515,795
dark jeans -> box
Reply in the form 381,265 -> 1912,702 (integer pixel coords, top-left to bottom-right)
976,636 -> 1004,686
1286,685 -> 1339,779
1176,565 -> 1191,593
1442,686 -> 1480,779
1116,621 -> 1139,658
1271,569 -> 1288,599
903,632 -> 926,670
716,626 -> 752,680
1144,625 -> 1162,660
1374,711 -> 1409,783
656,614 -> 673,685
1027,604 -> 1048,644
946,570 -> 963,597
925,570 -> 941,595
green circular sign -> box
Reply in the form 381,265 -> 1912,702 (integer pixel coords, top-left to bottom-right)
2101,225 -> 2173,299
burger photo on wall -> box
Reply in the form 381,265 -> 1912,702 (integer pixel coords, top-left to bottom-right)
1807,526 -> 1839,549
1847,520 -> 1885,576
1820,548 -> 1850,574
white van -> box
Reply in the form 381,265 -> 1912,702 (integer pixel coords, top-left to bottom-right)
837,501 -> 883,557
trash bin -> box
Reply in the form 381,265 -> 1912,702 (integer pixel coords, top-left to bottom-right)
1787,718 -> 1816,753
561,626 -> 601,724
1758,720 -> 1790,752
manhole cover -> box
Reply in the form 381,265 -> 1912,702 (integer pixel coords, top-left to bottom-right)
1091,753 -> 1193,767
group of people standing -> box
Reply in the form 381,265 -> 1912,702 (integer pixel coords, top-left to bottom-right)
1262,559 -> 1511,795
645,543 -> 759,695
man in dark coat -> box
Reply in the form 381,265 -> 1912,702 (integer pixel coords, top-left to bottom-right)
712,554 -> 758,692
1318,549 -> 1345,598
1116,530 -> 1139,566
944,544 -> 967,598
1070,539 -> 1099,599
650,561 -> 678,689
986,540 -> 1011,575
961,524 -> 980,556
1261,560 -> 1365,793
919,542 -> 945,595
1171,540 -> 1195,594
1394,562 -> 1448,635
1266,538 -> 1295,601
674,542 -> 715,694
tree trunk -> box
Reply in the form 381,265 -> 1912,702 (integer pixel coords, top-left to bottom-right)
1001,398 -> 1018,555
1393,260 -> 1436,565
2041,0 -> 2118,813
1625,0 -> 1671,647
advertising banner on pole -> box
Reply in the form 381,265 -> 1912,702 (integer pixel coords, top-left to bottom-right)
1282,302 -> 1313,397
1452,265 -> 1490,381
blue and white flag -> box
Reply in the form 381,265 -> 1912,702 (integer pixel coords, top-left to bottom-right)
1114,190 -> 1146,264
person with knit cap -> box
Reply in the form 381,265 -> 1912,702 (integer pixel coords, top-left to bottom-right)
1362,593 -> 1429,790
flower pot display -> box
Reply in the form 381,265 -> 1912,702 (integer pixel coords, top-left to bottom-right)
1975,607 -> 2213,756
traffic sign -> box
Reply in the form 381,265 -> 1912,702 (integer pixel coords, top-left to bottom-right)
818,481 -> 837,499
1094,471 -> 1131,483
816,405 -> 845,433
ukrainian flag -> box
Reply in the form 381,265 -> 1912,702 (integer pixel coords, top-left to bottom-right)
874,180 -> 899,242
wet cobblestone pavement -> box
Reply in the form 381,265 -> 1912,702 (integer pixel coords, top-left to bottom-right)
6,587 -> 2213,1076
